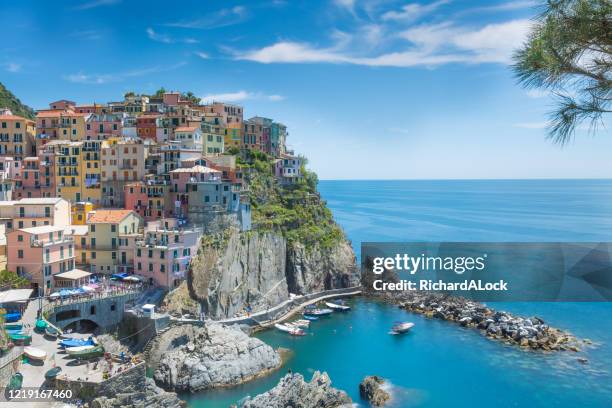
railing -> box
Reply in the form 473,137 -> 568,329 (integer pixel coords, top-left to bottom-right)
0,345 -> 24,369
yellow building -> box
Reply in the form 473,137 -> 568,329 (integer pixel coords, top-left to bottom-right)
49,139 -> 102,204
0,111 -> 36,161
86,209 -> 143,275
71,201 -> 95,225
58,112 -> 87,141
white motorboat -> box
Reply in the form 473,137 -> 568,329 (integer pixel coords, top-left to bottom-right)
390,322 -> 415,334
292,319 -> 311,328
24,346 -> 47,361
303,307 -> 333,316
274,323 -> 305,336
325,301 -> 351,311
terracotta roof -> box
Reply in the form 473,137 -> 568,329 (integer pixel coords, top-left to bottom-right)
0,114 -> 30,121
36,110 -> 65,118
87,209 -> 134,224
175,126 -> 197,132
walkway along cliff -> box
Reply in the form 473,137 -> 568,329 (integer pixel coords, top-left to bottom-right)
164,152 -> 360,320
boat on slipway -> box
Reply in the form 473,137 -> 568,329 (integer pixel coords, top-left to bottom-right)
24,347 -> 47,361
325,301 -> 351,311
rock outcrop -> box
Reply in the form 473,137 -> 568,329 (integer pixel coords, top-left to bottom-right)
241,371 -> 352,408
152,323 -> 281,392
186,228 -> 359,319
359,376 -> 390,406
91,378 -> 185,408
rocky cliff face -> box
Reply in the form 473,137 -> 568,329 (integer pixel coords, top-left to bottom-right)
152,323 -> 281,392
241,371 -> 352,408
185,228 -> 358,319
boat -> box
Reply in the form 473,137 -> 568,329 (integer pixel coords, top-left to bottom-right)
3,323 -> 23,330
35,319 -> 48,332
9,332 -> 31,342
8,372 -> 23,390
66,345 -> 96,354
4,312 -> 21,323
274,323 -> 306,336
59,336 -> 96,349
303,315 -> 319,321
325,301 -> 351,311
45,326 -> 60,338
45,367 -> 62,380
390,322 -> 415,334
303,307 -> 333,317
67,345 -> 105,359
291,319 -> 311,328
24,346 -> 47,361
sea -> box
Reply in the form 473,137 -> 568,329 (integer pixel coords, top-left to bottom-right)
184,179 -> 612,408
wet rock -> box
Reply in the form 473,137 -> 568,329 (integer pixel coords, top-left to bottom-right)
241,371 -> 352,408
359,376 -> 391,407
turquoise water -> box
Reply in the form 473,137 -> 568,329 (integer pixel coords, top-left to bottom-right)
185,179 -> 612,407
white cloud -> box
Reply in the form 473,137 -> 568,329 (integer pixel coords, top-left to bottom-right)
4,62 -> 21,73
64,63 -> 186,84
194,51 -> 209,59
146,28 -> 198,44
235,18 -> 532,67
381,0 -> 450,22
73,0 -> 121,10
200,90 -> 285,103
165,6 -> 249,29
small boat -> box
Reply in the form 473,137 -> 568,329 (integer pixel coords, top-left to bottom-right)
45,367 -> 62,380
68,345 -> 105,359
274,323 -> 306,336
8,372 -> 23,390
45,326 -> 60,338
24,346 -> 47,361
4,312 -> 21,323
303,307 -> 333,317
4,323 -> 23,330
66,345 -> 96,354
303,315 -> 319,321
9,332 -> 32,342
59,336 -> 96,349
325,301 -> 351,311
35,319 -> 48,332
390,322 -> 414,334
291,319 -> 311,328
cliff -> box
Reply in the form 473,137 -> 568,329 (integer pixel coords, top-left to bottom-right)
165,152 -> 359,319
0,82 -> 35,119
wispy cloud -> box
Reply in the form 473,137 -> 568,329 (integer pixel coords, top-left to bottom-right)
4,62 -> 22,73
465,0 -> 538,14
73,0 -> 121,11
234,18 -> 531,67
194,51 -> 209,59
64,62 -> 186,85
146,28 -> 198,44
200,90 -> 285,103
68,29 -> 104,41
165,6 -> 249,30
382,0 -> 450,22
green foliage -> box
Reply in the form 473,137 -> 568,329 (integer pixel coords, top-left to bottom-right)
0,82 -> 35,120
512,0 -> 611,144
182,91 -> 201,105
225,146 -> 240,155
154,87 -> 167,97
0,269 -> 30,290
245,154 -> 344,250
124,91 -> 136,98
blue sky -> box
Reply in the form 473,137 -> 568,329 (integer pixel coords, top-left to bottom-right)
1,0 -> 610,179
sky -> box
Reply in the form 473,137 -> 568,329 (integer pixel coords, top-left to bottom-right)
1,0 -> 610,180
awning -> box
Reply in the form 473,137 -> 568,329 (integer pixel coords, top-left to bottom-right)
0,289 -> 34,304
53,269 -> 92,281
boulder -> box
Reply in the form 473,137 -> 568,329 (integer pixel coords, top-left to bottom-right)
359,375 -> 391,407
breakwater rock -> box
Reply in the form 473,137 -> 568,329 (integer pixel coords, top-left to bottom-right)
359,376 -> 390,406
382,292 -> 581,351
152,323 -> 281,392
241,371 -> 352,408
91,378 -> 185,408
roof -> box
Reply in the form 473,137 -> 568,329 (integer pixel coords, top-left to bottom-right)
36,109 -> 66,118
87,209 -> 134,224
170,165 -> 220,174
65,225 -> 88,236
53,269 -> 91,280
18,225 -> 66,234
0,114 -> 30,121
17,197 -> 64,205
175,126 -> 198,132
0,289 -> 33,304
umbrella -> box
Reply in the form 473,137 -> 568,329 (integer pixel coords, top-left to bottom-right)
82,286 -> 95,292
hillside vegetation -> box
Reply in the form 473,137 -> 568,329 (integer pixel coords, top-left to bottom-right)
0,82 -> 35,119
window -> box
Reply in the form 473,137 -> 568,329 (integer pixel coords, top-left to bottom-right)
91,251 -> 96,259
17,249 -> 23,259
90,225 -> 96,232
111,225 -> 116,233
17,235 -> 23,242
111,303 -> 116,311
149,263 -> 153,271
90,305 -> 96,315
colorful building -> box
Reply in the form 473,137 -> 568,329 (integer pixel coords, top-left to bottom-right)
71,201 -> 94,225
0,111 -> 35,161
100,137 -> 146,207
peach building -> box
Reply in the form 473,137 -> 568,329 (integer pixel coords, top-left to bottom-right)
0,111 -> 36,161
1,197 -> 71,232
134,218 -> 202,288
7,225 -> 76,295
16,156 -> 55,199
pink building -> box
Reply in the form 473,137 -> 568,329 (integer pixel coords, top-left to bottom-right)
169,165 -> 221,218
86,113 -> 123,140
134,218 -> 202,288
16,155 -> 55,199
7,225 -> 76,295
124,179 -> 173,221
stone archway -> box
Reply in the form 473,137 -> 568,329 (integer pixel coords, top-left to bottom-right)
63,319 -> 100,334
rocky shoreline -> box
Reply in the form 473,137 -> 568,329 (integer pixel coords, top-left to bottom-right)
374,292 -> 585,352
152,323 -> 282,392
359,375 -> 391,407
240,371 -> 352,408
